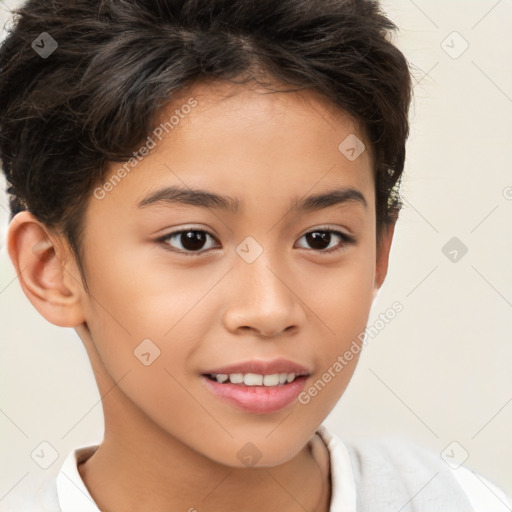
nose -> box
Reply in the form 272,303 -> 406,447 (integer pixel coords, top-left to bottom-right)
222,253 -> 307,338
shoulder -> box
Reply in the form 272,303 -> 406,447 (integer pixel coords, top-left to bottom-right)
1,443 -> 99,512
0,470 -> 61,512
448,463 -> 512,512
317,425 -> 511,512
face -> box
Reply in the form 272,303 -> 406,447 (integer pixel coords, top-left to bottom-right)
71,80 -> 387,467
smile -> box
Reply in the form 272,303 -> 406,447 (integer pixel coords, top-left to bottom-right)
205,372 -> 300,386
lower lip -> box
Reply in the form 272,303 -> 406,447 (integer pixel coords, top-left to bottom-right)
201,375 -> 309,414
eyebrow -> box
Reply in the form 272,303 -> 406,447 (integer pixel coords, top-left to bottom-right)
137,185 -> 367,213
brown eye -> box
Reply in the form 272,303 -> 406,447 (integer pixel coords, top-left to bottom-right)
295,229 -> 355,254
159,229 -> 219,255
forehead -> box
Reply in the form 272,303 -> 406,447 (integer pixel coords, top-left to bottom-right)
95,79 -> 375,218
157,78 -> 372,164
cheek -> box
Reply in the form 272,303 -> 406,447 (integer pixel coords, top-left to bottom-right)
84,240 -> 206,336
81,242 -> 219,394
81,275 -> 202,433
297,254 -> 374,400
303,253 -> 375,334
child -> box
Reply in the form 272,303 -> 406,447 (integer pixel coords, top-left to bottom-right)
0,0 -> 510,510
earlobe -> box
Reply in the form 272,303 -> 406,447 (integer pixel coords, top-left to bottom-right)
7,211 -> 86,327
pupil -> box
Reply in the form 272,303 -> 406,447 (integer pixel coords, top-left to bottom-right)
182,231 -> 206,251
179,231 -> 332,251
307,231 -> 330,250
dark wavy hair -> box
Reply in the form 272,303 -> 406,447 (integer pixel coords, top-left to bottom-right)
0,0 -> 412,283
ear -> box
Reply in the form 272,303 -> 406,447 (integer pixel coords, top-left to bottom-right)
7,211 -> 86,327
373,221 -> 396,299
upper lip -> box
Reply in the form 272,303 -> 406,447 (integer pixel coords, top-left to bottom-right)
202,358 -> 311,376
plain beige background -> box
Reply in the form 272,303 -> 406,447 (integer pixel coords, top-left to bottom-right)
1,0 -> 511,507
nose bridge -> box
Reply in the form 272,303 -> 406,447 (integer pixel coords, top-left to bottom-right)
238,235 -> 290,302
225,234 -> 304,336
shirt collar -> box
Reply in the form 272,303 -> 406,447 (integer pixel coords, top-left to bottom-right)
56,425 -> 356,512
316,424 -> 357,512
56,443 -> 100,511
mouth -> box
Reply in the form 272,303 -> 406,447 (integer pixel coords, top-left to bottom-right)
201,357 -> 311,382
200,359 -> 311,414
203,372 -> 307,386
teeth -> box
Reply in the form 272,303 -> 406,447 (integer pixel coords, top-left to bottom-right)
263,374 -> 280,386
244,373 -> 263,386
211,372 -> 299,386
229,373 -> 244,384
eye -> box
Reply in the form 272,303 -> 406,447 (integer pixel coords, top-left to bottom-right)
156,226 -> 356,256
157,228 -> 220,256
295,228 -> 356,254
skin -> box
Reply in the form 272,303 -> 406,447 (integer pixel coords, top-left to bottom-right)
7,79 -> 395,512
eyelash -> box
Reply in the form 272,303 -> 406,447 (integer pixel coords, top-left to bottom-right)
156,227 -> 356,257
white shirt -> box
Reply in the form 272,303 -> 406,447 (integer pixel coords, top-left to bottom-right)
7,425 -> 511,511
